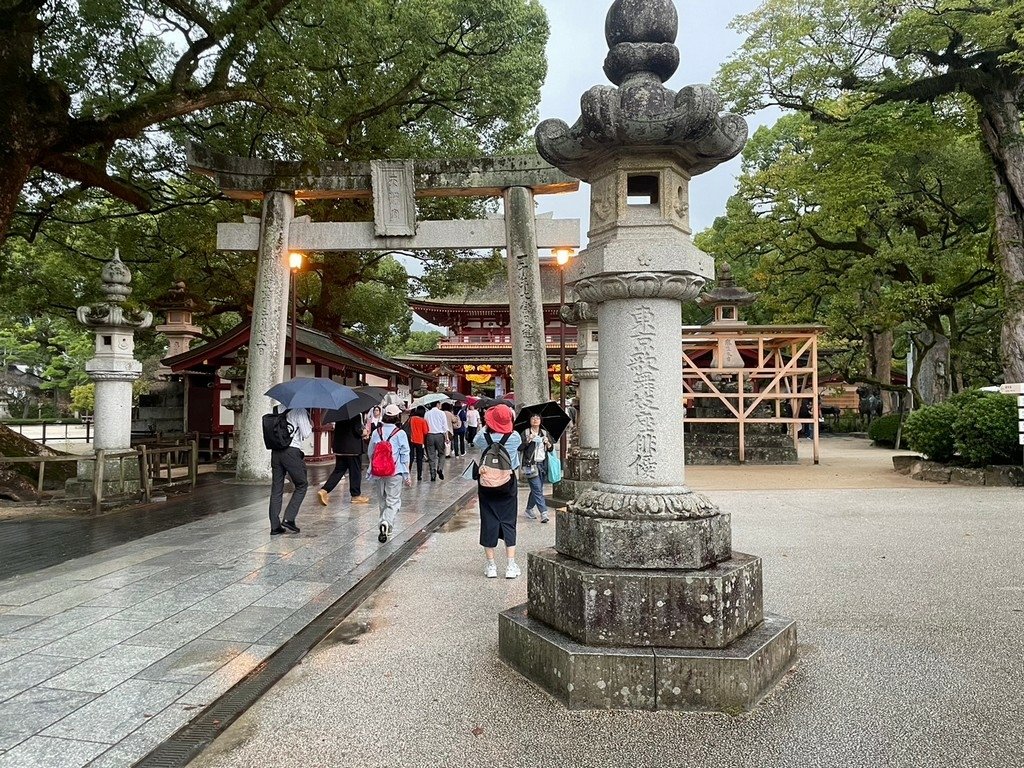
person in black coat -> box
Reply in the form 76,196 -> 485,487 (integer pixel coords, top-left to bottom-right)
318,413 -> 371,505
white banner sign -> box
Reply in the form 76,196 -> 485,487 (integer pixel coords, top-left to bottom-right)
1000,382 -> 1024,394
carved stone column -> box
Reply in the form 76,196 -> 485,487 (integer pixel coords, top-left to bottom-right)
236,191 -> 293,482
553,300 -> 599,501
498,0 -> 796,713
504,186 -> 551,409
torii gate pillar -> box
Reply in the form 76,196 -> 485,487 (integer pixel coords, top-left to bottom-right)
236,191 -> 293,482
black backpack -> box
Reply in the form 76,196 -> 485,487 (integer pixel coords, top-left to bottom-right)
479,432 -> 513,487
262,409 -> 294,451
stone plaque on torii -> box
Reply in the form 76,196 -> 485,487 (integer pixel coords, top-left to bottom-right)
188,146 -> 581,481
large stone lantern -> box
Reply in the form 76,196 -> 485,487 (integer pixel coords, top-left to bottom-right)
498,0 -> 796,712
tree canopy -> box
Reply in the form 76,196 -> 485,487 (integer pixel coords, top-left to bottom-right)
696,101 -> 1000,400
717,0 -> 1024,381
0,0 -> 549,409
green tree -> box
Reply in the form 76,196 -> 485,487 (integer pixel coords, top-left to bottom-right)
0,0 -> 547,342
384,330 -> 445,358
718,0 -> 1024,382
696,104 -> 998,401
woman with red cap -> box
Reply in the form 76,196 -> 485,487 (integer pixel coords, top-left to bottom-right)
472,403 -> 523,579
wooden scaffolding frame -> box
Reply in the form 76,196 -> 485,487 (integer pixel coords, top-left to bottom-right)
681,325 -> 825,464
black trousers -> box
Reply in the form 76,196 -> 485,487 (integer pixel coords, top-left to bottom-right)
269,447 -> 308,528
454,431 -> 466,455
322,454 -> 362,496
411,444 -> 425,479
466,426 -> 478,449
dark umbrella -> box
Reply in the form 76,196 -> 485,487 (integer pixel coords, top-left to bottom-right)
323,391 -> 381,423
444,391 -> 468,402
355,385 -> 390,401
513,400 -> 572,442
265,378 -> 357,410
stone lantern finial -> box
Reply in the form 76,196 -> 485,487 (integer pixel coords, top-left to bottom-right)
99,248 -> 133,305
77,250 -> 153,330
604,0 -> 679,85
536,0 -> 748,181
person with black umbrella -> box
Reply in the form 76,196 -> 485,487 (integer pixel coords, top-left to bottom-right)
519,412 -> 554,523
268,408 -> 313,535
317,411 -> 371,506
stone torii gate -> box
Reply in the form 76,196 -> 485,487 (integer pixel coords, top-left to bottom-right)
188,146 -> 580,481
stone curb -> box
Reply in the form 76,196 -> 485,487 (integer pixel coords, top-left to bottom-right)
892,455 -> 1024,486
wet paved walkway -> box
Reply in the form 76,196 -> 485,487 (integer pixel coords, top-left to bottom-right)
0,476 -> 271,581
0,461 -> 473,768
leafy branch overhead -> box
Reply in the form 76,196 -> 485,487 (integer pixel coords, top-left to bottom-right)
0,0 -> 548,356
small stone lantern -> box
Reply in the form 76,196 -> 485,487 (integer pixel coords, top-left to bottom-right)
76,250 -> 153,452
699,262 -> 758,368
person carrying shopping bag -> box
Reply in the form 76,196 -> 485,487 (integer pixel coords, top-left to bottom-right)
519,413 -> 553,523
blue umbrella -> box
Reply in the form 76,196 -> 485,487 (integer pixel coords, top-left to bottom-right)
265,378 -> 358,410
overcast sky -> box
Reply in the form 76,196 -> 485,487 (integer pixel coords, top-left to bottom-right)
413,0 -> 770,330
533,0 -> 771,239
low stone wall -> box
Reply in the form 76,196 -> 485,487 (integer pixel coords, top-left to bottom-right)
893,455 -> 1024,486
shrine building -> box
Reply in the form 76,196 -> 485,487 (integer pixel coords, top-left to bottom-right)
399,258 -> 577,395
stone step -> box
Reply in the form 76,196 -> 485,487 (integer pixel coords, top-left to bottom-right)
685,446 -> 798,465
686,434 -> 794,448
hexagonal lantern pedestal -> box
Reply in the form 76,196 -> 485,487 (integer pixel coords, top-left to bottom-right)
499,606 -> 796,712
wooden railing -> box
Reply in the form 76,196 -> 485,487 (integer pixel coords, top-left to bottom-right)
138,441 -> 199,502
1,439 -> 199,512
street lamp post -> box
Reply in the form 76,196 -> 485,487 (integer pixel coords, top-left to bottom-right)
554,247 -> 575,457
289,252 -> 303,379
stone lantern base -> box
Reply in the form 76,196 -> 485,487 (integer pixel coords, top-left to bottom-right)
497,503 -> 797,713
553,447 -> 600,503
499,605 -> 795,712
65,451 -> 143,499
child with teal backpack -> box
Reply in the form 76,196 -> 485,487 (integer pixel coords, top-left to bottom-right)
366,404 -> 412,543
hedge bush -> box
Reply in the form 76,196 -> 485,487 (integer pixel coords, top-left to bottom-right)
904,393 -> 1019,466
903,403 -> 958,462
868,414 -> 903,447
832,412 -> 863,433
953,395 -> 1018,467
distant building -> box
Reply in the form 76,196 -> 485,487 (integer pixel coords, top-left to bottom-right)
400,259 -> 577,395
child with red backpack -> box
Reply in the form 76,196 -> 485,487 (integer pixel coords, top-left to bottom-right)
366,404 -> 412,543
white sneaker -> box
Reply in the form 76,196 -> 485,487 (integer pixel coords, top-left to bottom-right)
505,561 -> 521,579
485,560 -> 498,579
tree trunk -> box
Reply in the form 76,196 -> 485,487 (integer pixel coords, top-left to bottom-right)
978,88 -> 1024,383
0,154 -> 32,246
0,1 -> 69,247
872,329 -> 894,412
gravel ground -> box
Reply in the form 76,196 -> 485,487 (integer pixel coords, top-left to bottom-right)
189,475 -> 1024,768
